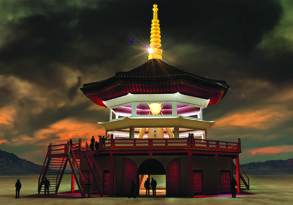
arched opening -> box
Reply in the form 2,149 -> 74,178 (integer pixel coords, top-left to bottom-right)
137,159 -> 166,196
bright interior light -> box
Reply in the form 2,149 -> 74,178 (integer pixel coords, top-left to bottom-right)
147,47 -> 154,54
149,103 -> 162,115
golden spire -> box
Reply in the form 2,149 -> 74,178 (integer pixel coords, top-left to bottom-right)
148,4 -> 163,60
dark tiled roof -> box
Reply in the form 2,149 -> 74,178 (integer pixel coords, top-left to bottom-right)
81,59 -> 229,106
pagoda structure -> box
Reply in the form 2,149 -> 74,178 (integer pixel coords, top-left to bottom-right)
81,4 -> 228,140
38,4 -> 249,198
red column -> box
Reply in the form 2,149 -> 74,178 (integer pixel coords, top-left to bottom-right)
187,151 -> 193,197
71,174 -> 75,193
235,156 -> 240,194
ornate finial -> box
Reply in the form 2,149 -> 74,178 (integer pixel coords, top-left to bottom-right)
148,4 -> 163,60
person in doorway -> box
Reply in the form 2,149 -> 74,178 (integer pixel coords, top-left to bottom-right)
231,177 -> 237,198
151,178 -> 157,197
15,179 -> 22,199
90,136 -> 95,151
144,177 -> 150,196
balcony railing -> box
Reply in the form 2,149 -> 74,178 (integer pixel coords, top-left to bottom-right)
99,137 -> 241,154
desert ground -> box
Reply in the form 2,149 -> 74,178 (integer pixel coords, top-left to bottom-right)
0,175 -> 292,205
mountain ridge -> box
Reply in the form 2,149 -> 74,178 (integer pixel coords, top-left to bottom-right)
241,158 -> 293,175
0,149 -> 41,175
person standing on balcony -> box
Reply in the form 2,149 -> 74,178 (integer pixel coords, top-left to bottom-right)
15,179 -> 21,198
100,136 -> 106,148
95,141 -> 99,151
90,136 -> 95,151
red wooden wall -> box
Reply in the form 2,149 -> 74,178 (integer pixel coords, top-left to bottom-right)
220,171 -> 231,193
123,158 -> 137,195
103,170 -> 112,195
166,159 -> 180,196
192,171 -> 203,194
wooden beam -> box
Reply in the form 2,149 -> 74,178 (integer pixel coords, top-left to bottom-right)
235,156 -> 241,194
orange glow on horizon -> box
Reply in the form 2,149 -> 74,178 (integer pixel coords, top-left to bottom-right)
215,107 -> 286,129
35,118 -> 105,143
249,145 -> 293,156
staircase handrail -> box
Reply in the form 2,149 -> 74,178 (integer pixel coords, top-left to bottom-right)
38,144 -> 51,194
84,147 -> 102,193
68,142 -> 87,196
54,144 -> 67,194
240,170 -> 250,190
55,157 -> 68,194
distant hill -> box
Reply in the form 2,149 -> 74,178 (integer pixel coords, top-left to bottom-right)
241,158 -> 293,175
0,149 -> 41,175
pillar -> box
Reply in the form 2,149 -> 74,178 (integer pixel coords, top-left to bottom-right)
172,102 -> 177,116
173,127 -> 179,138
131,103 -> 137,117
198,107 -> 203,120
71,173 -> 75,193
129,127 -> 134,139
187,151 -> 193,196
109,109 -> 113,121
235,156 -> 241,194
109,153 -> 115,195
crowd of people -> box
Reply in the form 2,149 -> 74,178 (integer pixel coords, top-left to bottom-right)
89,136 -> 107,151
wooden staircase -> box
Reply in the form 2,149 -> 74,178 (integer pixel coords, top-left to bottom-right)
38,144 -> 68,195
240,170 -> 250,190
38,141 -> 100,197
232,161 -> 250,191
83,151 -> 103,194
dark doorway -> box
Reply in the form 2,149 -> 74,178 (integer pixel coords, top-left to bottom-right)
138,159 -> 166,196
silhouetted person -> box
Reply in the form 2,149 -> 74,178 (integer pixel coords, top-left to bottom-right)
68,139 -> 73,153
144,177 -> 150,196
130,180 -> 137,198
100,136 -> 106,147
15,179 -> 21,198
90,136 -> 95,151
95,141 -> 99,151
151,178 -> 157,197
231,177 -> 237,198
44,177 -> 50,196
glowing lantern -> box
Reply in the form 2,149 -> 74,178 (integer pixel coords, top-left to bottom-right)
149,103 -> 162,115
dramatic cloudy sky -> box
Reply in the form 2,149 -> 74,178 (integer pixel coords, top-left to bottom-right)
0,0 -> 292,164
